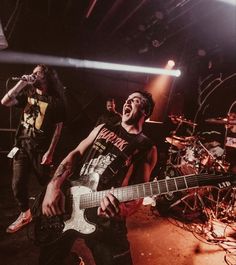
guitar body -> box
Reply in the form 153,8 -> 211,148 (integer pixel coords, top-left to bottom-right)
34,173 -> 100,246
64,186 -> 96,235
33,185 -> 98,246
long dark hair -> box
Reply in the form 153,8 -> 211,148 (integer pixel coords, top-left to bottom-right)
37,64 -> 65,100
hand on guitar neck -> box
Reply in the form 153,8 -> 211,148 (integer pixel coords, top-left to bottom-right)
97,188 -> 120,218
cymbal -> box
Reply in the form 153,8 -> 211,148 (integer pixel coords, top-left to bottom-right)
166,136 -> 186,149
183,136 -> 197,141
205,117 -> 236,125
169,115 -> 197,126
145,119 -> 163,124
201,131 -> 222,135
172,135 -> 186,141
172,135 -> 197,142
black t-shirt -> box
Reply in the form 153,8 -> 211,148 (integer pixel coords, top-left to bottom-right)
15,90 -> 65,150
78,124 -> 153,191
76,123 -> 153,242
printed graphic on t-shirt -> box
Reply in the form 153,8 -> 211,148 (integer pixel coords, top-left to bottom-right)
80,153 -> 116,177
79,126 -> 134,188
23,97 -> 48,131
96,127 -> 128,151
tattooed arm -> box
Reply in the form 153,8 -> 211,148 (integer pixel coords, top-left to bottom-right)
1,75 -> 36,107
42,124 -> 104,216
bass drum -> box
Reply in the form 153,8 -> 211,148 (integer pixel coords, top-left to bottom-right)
155,164 -> 207,221
155,164 -> 184,215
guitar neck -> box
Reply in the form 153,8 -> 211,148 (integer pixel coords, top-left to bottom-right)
79,173 -> 231,209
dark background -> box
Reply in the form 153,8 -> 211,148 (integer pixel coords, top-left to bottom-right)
0,2 -> 236,264
0,0 -> 236,162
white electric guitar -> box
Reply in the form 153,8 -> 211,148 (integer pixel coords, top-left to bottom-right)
62,172 -> 233,235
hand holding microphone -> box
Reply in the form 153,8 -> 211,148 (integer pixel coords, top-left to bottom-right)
3,74 -> 37,104
12,74 -> 37,84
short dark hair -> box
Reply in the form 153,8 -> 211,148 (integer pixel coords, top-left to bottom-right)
134,90 -> 155,118
106,98 -> 115,103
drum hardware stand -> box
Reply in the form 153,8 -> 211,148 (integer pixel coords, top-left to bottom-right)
190,123 -> 197,137
203,186 -> 236,222
166,149 -> 182,168
222,100 -> 236,166
221,116 -> 229,167
169,189 -> 210,218
171,120 -> 182,136
167,121 -> 183,163
166,145 -> 175,165
198,141 -> 227,173
211,187 -> 221,220
219,187 -> 236,221
168,187 -> 228,235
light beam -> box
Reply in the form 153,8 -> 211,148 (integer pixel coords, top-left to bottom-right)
0,51 -> 181,77
216,0 -> 236,5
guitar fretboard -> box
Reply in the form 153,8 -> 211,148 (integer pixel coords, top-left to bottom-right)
79,173 -> 230,209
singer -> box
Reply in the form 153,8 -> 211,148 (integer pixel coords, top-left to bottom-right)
1,64 -> 66,233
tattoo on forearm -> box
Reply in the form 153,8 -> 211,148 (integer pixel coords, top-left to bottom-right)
54,164 -> 67,178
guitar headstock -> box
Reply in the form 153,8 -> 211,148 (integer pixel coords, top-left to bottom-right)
215,173 -> 236,189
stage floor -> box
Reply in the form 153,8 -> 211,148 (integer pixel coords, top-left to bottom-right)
0,161 -> 235,265
128,205 -> 228,265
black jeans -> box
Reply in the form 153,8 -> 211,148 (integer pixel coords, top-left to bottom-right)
12,139 -> 51,212
38,229 -> 133,265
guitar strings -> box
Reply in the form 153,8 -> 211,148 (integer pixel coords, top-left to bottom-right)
74,174 -> 231,209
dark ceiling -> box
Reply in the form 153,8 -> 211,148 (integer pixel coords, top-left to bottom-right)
0,0 -> 236,132
1,0 -> 236,66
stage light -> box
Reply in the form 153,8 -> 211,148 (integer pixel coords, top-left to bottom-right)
155,11 -> 164,20
198,49 -> 207,57
138,24 -> 146,31
0,51 -> 181,77
175,70 -> 181,77
216,0 -> 236,5
167,60 -> 175,68
0,20 -> 8,50
138,45 -> 149,54
146,59 -> 181,122
71,58 -> 181,77
152,39 -> 164,48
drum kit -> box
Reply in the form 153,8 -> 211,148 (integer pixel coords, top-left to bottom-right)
165,115 -> 230,176
159,115 -> 235,221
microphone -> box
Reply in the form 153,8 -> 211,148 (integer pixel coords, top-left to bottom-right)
11,77 -> 25,81
11,74 -> 36,83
